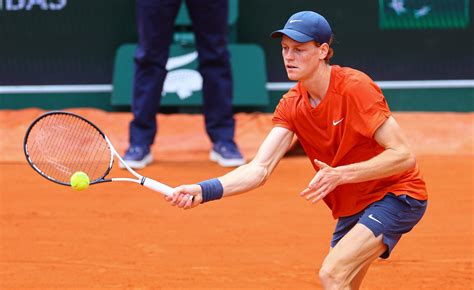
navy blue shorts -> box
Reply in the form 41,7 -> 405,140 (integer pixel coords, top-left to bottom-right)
330,193 -> 427,259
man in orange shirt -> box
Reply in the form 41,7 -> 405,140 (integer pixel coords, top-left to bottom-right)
166,11 -> 428,289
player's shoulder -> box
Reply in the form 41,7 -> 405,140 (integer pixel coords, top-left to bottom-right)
334,65 -> 374,87
281,82 -> 302,100
333,65 -> 379,94
277,82 -> 303,107
274,82 -> 303,116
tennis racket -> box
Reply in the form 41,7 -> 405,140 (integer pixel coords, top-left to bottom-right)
23,110 -> 180,197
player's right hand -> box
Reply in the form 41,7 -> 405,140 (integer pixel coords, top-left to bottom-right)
166,184 -> 202,209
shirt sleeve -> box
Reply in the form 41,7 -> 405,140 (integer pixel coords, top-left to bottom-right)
272,97 -> 295,132
348,79 -> 391,138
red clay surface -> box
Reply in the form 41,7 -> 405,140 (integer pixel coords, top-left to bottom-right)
1,110 -> 473,289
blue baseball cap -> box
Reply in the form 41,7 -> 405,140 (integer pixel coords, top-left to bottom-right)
271,11 -> 333,44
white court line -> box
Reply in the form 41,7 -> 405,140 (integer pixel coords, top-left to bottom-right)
0,85 -> 113,94
266,80 -> 474,91
0,80 -> 473,94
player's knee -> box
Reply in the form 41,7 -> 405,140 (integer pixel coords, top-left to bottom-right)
319,264 -> 347,289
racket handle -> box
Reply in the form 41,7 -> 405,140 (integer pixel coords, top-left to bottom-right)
142,177 -> 194,202
142,177 -> 173,196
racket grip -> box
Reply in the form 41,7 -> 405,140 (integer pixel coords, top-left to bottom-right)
142,177 -> 174,196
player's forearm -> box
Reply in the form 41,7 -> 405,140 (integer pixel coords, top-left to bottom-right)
338,147 -> 416,184
218,162 -> 269,197
216,127 -> 293,198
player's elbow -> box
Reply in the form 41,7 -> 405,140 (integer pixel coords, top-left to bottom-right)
406,151 -> 417,170
256,166 -> 270,187
400,148 -> 416,171
248,162 -> 271,187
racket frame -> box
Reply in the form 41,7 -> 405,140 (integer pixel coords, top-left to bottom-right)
24,111 -> 174,196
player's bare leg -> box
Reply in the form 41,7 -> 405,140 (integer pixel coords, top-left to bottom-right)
324,246 -> 371,290
349,258 -> 372,289
319,224 -> 387,290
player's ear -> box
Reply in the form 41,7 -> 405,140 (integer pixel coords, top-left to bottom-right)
319,43 -> 329,60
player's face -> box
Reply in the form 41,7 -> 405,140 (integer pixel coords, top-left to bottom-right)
281,36 -> 322,81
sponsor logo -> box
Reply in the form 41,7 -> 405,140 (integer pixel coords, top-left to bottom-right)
332,118 -> 344,126
0,0 -> 67,11
289,19 -> 303,23
163,51 -> 202,100
368,214 -> 383,224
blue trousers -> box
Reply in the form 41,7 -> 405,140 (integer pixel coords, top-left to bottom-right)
130,0 -> 235,146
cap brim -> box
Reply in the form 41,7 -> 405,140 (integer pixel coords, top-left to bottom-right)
270,29 -> 313,43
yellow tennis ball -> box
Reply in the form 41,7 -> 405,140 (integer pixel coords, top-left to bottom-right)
70,171 -> 90,191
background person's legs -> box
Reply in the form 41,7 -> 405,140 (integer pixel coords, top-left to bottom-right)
185,0 -> 244,166
185,0 -> 235,144
130,0 -> 182,147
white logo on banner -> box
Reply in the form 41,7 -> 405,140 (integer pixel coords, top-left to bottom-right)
163,51 -> 202,100
1,0 -> 67,11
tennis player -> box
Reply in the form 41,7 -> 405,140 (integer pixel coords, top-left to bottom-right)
167,11 -> 428,289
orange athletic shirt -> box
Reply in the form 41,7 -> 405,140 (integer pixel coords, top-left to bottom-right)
272,65 -> 427,218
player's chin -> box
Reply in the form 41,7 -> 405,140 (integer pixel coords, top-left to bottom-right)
286,72 -> 300,81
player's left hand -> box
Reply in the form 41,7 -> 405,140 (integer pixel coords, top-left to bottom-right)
300,159 -> 343,204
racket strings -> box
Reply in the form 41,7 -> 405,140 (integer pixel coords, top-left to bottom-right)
41,114 -> 75,178
38,114 -> 81,179
76,118 -> 109,180
30,114 -> 62,175
65,114 -> 110,181
26,114 -> 112,184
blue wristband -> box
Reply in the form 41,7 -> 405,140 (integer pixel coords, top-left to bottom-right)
198,178 -> 224,203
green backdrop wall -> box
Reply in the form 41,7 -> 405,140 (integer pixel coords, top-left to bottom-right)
0,0 -> 472,111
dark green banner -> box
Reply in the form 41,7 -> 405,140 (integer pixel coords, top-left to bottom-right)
379,0 -> 470,29
0,0 -> 472,86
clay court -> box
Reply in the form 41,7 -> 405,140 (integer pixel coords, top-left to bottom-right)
1,109 -> 472,289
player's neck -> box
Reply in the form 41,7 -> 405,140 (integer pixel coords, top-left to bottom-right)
302,64 -> 331,107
